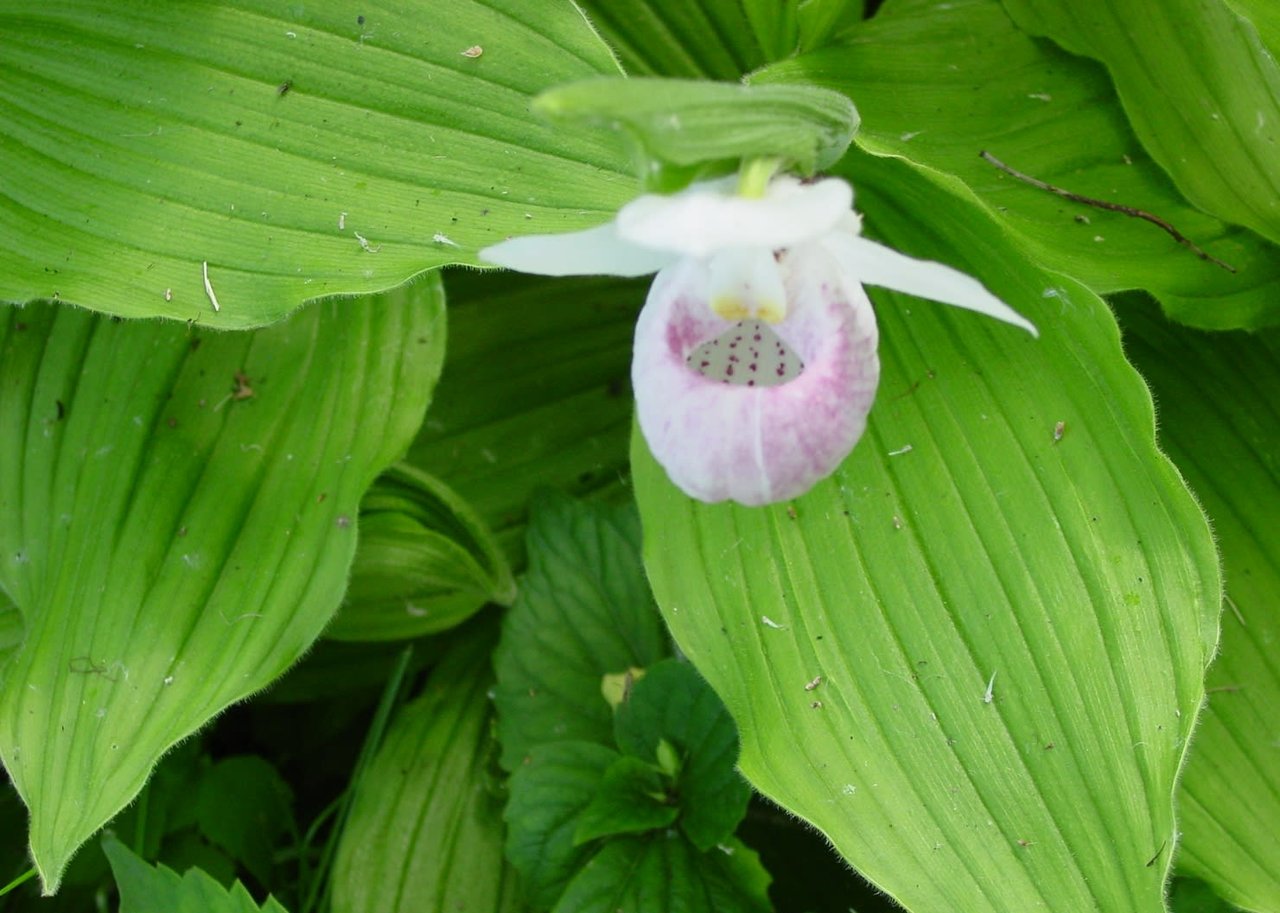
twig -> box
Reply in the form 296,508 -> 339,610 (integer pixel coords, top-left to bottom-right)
979,151 -> 1236,274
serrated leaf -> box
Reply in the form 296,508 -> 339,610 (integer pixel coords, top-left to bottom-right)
0,281 -> 443,892
328,464 -> 515,641
633,152 -> 1219,912
552,834 -> 770,913
193,757 -> 292,888
104,837 -> 288,913
0,1 -> 632,326
331,624 -> 523,913
1000,0 -> 1280,247
492,494 -> 667,770
614,659 -> 751,851
407,271 -> 639,566
1118,301 -> 1280,912
505,741 -> 619,911
573,756 -> 679,845
755,0 -> 1280,330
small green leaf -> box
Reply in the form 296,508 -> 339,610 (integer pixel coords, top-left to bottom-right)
614,660 -> 751,852
407,272 -> 640,567
1000,0 -> 1280,246
331,625 -> 523,913
0,280 -> 443,892
505,741 -> 619,911
1119,300 -> 1280,911
492,494 -> 667,770
103,836 -> 289,913
534,77 -> 858,180
552,834 -> 771,913
193,757 -> 293,888
328,464 -> 515,641
574,756 -> 679,845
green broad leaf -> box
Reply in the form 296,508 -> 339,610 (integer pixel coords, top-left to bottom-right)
193,757 -> 293,888
330,625 -> 523,913
1223,0 -> 1280,52
613,659 -> 751,851
103,837 -> 289,913
0,2 -> 633,327
407,271 -> 640,567
0,281 -> 443,893
754,0 -> 1280,330
552,835 -> 771,913
536,77 -> 858,179
632,152 -> 1220,913
573,756 -> 679,845
740,0 -> 799,61
573,2 -> 766,79
505,741 -> 620,911
0,589 -> 19,668
797,0 -> 865,52
1167,877 -> 1237,913
1118,301 -> 1280,912
1000,0 -> 1280,247
328,463 -> 515,641
492,494 -> 668,771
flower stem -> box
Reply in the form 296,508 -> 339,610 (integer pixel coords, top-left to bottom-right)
737,157 -> 784,198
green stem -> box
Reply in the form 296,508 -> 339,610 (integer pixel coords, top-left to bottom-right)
737,157 -> 784,198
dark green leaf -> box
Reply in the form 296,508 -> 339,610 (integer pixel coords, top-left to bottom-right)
103,837 -> 289,913
551,834 -> 770,913
505,741 -> 619,911
614,660 -> 751,851
193,757 -> 293,888
574,2 -> 765,79
493,494 -> 667,770
574,756 -> 679,845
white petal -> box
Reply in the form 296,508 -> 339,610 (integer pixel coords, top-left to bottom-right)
822,233 -> 1038,336
633,246 -> 880,506
617,176 -> 854,259
479,221 -> 677,277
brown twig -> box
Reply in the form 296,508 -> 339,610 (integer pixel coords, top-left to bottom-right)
979,150 -> 1236,274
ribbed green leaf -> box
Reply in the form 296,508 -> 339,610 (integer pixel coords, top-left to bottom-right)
755,0 -> 1280,330
407,272 -> 639,566
1120,301 -> 1280,912
1000,0 -> 1280,247
328,464 -> 515,641
0,1 -> 631,326
633,153 -> 1220,912
574,1 -> 765,79
330,625 -> 523,913
104,837 -> 289,913
0,281 -> 443,892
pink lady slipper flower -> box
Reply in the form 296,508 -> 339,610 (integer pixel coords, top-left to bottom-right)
480,174 -> 1036,506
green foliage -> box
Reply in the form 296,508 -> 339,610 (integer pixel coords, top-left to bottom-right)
103,837 -> 290,913
496,497 -> 768,912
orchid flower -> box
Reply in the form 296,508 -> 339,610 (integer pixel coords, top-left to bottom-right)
480,171 -> 1036,506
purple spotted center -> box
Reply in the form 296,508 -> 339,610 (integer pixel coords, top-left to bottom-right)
686,319 -> 804,388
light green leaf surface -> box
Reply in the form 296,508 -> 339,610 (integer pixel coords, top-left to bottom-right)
492,495 -> 667,771
506,741 -> 619,911
104,837 -> 289,913
634,153 -> 1220,912
0,281 -> 442,892
1000,0 -> 1280,247
331,625 -> 523,913
328,464 -> 515,642
552,835 -> 771,913
1223,0 -> 1280,51
0,2 -> 632,326
408,272 -> 639,566
756,0 -> 1280,330
1119,302 -> 1280,912
574,1 -> 765,79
